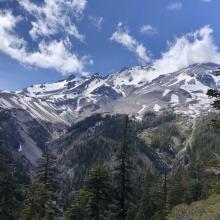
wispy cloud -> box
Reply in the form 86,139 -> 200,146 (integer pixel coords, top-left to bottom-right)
110,22 -> 151,64
19,0 -> 87,41
89,16 -> 104,31
202,0 -> 212,2
140,25 -> 158,35
0,10 -> 92,75
167,2 -> 183,10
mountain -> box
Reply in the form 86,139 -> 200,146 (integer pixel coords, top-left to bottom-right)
1,63 -> 220,220
1,63 -> 219,123
0,63 -> 219,165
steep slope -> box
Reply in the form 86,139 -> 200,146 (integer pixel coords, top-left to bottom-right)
0,108 -> 66,166
0,91 -> 69,125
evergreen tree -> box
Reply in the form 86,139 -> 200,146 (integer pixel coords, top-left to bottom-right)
65,189 -> 90,220
36,146 -> 60,192
186,160 -> 206,202
167,169 -> 185,209
0,134 -> 23,220
20,146 -> 61,220
135,170 -> 164,220
65,163 -> 114,220
20,182 -> 55,220
114,115 -> 134,220
161,166 -> 169,219
207,89 -> 220,130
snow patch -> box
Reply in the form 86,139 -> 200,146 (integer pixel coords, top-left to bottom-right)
162,89 -> 171,97
138,104 -> 147,115
153,104 -> 161,112
18,145 -> 22,152
170,94 -> 179,104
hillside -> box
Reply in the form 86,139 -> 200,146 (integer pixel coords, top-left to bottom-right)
168,195 -> 220,220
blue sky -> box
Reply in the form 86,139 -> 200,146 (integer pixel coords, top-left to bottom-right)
0,0 -> 220,90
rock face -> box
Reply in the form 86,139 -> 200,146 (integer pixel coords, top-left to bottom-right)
0,63 -> 220,164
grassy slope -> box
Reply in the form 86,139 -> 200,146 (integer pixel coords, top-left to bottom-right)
168,195 -> 220,220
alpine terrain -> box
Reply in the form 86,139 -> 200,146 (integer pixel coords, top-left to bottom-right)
1,63 -> 220,220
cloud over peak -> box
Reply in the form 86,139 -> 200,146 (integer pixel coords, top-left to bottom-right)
110,23 -> 151,64
148,25 -> 220,80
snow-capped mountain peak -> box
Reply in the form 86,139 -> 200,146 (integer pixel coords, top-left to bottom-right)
0,63 -> 220,125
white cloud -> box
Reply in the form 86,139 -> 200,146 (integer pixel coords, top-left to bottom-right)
110,23 -> 151,64
0,10 -> 91,75
202,0 -> 212,2
167,2 -> 183,10
19,0 -> 87,41
147,25 -> 220,81
89,16 -> 104,31
140,25 -> 158,35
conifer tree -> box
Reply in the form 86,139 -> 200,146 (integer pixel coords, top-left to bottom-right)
167,168 -> 185,209
0,134 -> 23,220
65,163 -> 114,220
135,170 -> 164,220
20,145 -> 61,220
114,115 -> 134,220
207,89 -> 220,130
36,146 -> 60,193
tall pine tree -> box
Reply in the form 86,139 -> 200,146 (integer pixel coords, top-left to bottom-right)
207,89 -> 220,129
0,133 -> 24,220
20,145 -> 61,220
135,170 -> 164,220
65,163 -> 114,220
114,115 -> 134,220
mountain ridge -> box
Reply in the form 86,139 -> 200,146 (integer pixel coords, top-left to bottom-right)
1,63 -> 219,125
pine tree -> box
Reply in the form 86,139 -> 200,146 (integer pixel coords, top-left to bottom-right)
20,146 -> 61,220
20,182 -> 54,220
65,163 -> 114,220
114,115 -> 134,220
168,168 -> 185,209
85,164 -> 113,220
186,160 -> 205,202
161,165 -> 169,219
36,147 -> 60,192
0,134 -> 23,220
65,189 -> 90,220
135,170 -> 164,220
207,89 -> 220,130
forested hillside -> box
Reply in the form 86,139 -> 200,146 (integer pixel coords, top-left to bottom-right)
0,109 -> 220,219
0,86 -> 220,220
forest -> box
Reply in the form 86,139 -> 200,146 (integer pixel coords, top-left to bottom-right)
0,90 -> 220,220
